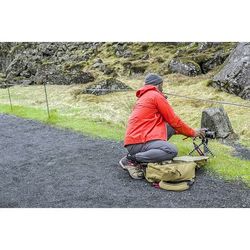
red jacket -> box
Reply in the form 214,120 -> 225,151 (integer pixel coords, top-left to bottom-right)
124,85 -> 195,146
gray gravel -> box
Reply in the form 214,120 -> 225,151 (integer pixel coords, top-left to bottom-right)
0,114 -> 249,208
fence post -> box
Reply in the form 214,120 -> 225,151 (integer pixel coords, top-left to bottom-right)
43,81 -> 50,118
7,84 -> 13,111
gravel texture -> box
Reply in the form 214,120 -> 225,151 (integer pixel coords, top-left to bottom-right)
0,114 -> 249,208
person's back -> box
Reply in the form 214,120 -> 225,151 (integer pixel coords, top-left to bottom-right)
125,85 -> 168,145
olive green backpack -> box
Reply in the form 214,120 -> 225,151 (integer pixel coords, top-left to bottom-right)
145,156 -> 209,191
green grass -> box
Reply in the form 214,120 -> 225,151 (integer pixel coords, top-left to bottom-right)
0,104 -> 125,141
0,102 -> 249,187
170,136 -> 250,186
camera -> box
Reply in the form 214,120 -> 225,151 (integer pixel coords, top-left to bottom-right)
204,128 -> 216,139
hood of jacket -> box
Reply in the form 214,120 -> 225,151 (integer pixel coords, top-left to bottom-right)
136,85 -> 161,98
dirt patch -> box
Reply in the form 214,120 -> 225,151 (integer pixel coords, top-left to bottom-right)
0,114 -> 249,208
231,143 -> 250,160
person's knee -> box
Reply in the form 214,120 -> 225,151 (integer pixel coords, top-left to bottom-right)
171,145 -> 178,158
162,144 -> 178,159
168,145 -> 178,157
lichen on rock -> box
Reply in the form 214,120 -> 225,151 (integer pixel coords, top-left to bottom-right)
212,42 -> 250,100
82,78 -> 132,96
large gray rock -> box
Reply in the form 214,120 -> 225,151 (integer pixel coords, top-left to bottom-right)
122,61 -> 148,75
197,42 -> 221,51
168,58 -> 201,76
200,50 -> 228,74
35,64 -> 95,85
6,53 -> 38,79
0,43 -> 13,72
212,43 -> 250,100
112,42 -> 133,58
201,107 -> 238,141
91,60 -> 115,75
0,42 -> 101,85
83,78 -> 131,96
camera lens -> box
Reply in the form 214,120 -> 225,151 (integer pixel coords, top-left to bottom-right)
205,130 -> 216,139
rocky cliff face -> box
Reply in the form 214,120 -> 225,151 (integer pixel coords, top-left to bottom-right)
0,42 -> 102,86
0,42 -> 235,90
212,42 -> 250,100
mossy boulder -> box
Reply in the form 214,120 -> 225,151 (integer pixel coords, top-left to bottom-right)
82,78 -> 132,95
168,58 -> 201,76
171,42 -> 235,75
0,42 -> 236,85
200,51 -> 229,73
122,61 -> 148,75
0,42 -> 102,85
91,60 -> 115,76
34,64 -> 95,85
113,43 -> 133,58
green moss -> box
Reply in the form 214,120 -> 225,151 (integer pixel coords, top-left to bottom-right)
176,58 -> 201,72
174,42 -> 236,67
206,79 -> 213,87
63,61 -> 88,71
41,60 -> 54,65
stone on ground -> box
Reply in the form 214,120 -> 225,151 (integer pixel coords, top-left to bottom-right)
201,107 -> 239,141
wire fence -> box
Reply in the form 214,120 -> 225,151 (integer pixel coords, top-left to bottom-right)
163,92 -> 250,108
1,84 -> 250,120
2,83 -> 51,117
84,88 -> 250,108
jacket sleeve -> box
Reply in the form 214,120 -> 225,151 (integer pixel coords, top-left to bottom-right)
155,94 -> 196,137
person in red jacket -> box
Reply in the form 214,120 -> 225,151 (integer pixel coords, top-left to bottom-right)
119,73 -> 205,179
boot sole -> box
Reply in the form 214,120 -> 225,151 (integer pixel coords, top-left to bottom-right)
118,159 -> 128,170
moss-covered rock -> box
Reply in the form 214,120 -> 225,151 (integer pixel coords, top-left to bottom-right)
82,78 -> 132,95
122,60 -> 148,75
171,42 -> 236,75
0,42 -> 236,86
168,58 -> 201,76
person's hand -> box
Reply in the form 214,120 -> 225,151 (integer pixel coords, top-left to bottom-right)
194,128 -> 206,139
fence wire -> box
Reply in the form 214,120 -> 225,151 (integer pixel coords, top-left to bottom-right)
1,86 -> 250,120
85,88 -> 250,109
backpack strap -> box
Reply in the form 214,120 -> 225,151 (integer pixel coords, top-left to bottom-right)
159,179 -> 194,191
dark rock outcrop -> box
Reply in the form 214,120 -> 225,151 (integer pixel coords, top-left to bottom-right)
0,42 -> 236,86
168,58 -> 201,76
200,50 -> 229,74
170,42 -> 234,76
201,107 -> 239,141
83,78 -> 131,95
0,42 -> 101,85
35,64 -> 94,85
122,61 -> 148,75
212,42 -> 250,100
113,43 -> 133,58
197,42 -> 221,51
91,59 -> 115,76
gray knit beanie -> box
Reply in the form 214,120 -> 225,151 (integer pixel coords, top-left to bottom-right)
144,73 -> 163,86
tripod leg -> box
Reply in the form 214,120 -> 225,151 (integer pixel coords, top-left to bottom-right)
203,143 -> 214,157
189,142 -> 204,156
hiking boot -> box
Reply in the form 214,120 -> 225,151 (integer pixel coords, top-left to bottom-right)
119,156 -> 145,180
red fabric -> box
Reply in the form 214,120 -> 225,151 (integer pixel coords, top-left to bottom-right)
124,85 -> 196,146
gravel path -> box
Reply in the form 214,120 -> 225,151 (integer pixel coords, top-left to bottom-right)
0,114 -> 249,208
